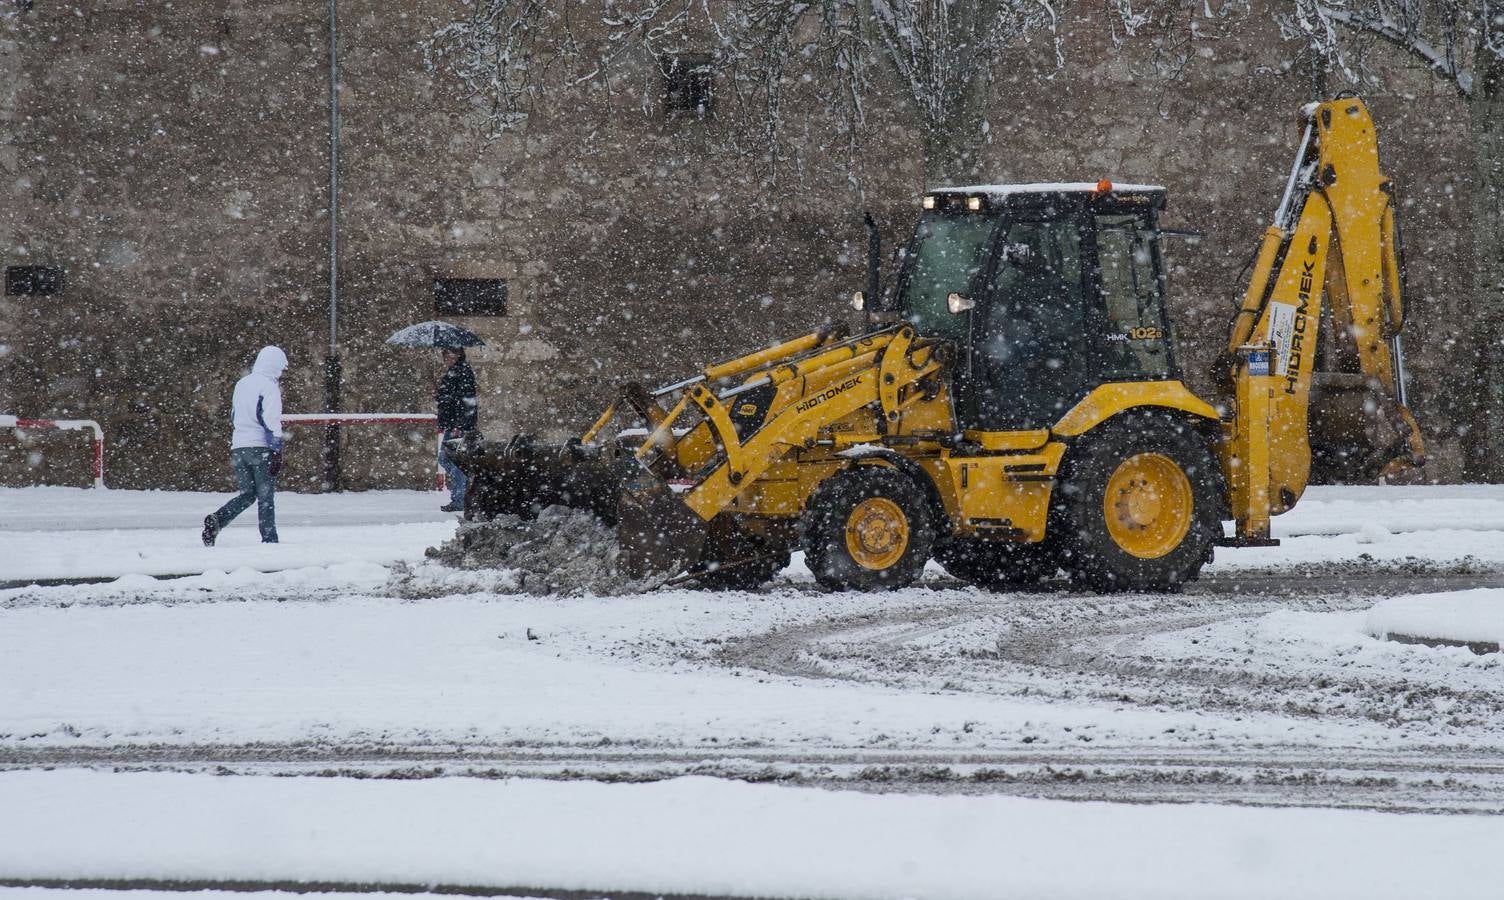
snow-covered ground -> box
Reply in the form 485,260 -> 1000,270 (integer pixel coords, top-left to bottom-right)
0,488 -> 455,583
5,483 -> 1504,584
2,484 -> 1502,898
2,770 -> 1500,900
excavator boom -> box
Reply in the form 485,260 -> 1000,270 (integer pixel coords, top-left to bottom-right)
1224,98 -> 1425,541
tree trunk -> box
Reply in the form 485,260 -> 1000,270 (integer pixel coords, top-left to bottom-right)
921,121 -> 986,187
919,81 -> 988,187
1468,49 -> 1504,481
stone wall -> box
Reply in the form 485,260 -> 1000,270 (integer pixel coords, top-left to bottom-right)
0,1 -> 1476,493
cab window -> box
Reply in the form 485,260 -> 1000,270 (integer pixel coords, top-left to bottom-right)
897,212 -> 998,341
1094,214 -> 1172,379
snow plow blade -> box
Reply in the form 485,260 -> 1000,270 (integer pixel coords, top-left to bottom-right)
447,436 -> 707,579
450,434 -> 621,524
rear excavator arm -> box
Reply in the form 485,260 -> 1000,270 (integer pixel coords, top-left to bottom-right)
1223,98 -> 1425,543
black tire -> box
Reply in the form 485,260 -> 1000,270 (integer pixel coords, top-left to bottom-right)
804,466 -> 935,591
935,538 -> 1057,589
1051,414 -> 1222,592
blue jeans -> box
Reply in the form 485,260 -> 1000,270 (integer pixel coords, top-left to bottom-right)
211,447 -> 278,542
439,434 -> 467,508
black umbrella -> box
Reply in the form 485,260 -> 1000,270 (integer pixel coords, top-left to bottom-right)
385,320 -> 487,349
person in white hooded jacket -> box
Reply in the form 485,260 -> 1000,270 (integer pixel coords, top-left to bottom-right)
203,345 -> 288,545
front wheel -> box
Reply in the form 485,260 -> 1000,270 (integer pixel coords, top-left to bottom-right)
1052,416 -> 1221,592
804,466 -> 935,591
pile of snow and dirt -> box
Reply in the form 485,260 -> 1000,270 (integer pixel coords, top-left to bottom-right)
389,505 -> 668,597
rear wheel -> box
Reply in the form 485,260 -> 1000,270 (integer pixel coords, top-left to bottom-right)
1052,415 -> 1221,592
804,466 -> 935,591
935,539 -> 1057,589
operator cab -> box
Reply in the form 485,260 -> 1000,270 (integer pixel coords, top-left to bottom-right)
891,182 -> 1178,432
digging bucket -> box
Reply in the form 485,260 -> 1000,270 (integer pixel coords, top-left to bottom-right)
1308,373 -> 1422,483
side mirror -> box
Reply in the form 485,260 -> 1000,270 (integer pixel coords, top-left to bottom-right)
947,292 -> 975,314
851,290 -> 866,311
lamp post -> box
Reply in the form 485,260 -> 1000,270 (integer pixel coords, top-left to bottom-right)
323,0 -> 343,491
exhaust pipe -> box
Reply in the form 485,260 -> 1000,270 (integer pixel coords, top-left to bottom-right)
863,211 -> 881,310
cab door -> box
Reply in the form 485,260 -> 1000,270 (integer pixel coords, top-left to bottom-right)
960,215 -> 1093,432
1088,211 -> 1178,382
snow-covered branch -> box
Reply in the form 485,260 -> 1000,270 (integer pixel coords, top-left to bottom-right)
425,0 -> 559,136
1105,0 -> 1152,39
1319,4 -> 1472,94
425,0 -> 1068,179
1278,0 -> 1504,98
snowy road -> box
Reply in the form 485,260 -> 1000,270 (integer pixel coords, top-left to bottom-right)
4,569 -> 1501,811
2,485 -> 1503,897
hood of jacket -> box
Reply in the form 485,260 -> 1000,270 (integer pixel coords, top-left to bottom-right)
252,346 -> 287,381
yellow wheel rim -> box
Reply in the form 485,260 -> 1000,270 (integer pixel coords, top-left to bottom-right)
845,497 -> 910,571
1103,453 -> 1194,559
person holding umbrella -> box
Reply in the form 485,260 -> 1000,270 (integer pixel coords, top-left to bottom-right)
435,344 -> 479,512
386,321 -> 486,512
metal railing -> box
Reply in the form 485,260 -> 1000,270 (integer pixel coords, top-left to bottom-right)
0,415 -> 106,488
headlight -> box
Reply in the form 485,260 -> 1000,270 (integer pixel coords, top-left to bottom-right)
966,195 -> 984,211
922,195 -> 937,210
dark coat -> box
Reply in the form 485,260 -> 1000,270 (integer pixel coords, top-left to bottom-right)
436,360 -> 478,432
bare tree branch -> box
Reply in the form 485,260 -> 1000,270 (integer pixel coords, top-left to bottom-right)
425,0 -> 1099,182
1317,4 -> 1472,94
1278,0 -> 1504,98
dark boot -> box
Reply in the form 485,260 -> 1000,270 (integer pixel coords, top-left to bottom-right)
202,515 -> 220,547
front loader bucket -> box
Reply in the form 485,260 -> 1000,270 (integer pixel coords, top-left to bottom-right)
615,459 -> 708,580
446,437 -> 706,580
449,435 -> 622,523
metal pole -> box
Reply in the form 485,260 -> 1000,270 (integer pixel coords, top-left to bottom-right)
1273,121 -> 1314,232
328,0 -> 339,359
322,0 -> 343,491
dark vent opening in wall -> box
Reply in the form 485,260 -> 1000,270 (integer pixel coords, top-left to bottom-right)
434,278 -> 507,316
6,265 -> 64,296
662,53 -> 715,119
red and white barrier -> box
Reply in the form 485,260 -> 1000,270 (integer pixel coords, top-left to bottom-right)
0,414 -> 106,488
281,412 -> 446,491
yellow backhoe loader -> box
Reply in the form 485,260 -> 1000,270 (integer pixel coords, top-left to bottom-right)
452,97 -> 1425,592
